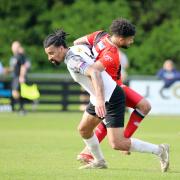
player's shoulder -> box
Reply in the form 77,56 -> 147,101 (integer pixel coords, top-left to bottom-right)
109,46 -> 119,53
96,30 -> 104,33
94,30 -> 104,35
101,47 -> 119,64
105,46 -> 119,58
102,39 -> 118,52
88,30 -> 105,38
69,45 -> 91,55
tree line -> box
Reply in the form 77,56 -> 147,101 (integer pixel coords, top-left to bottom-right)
0,0 -> 179,74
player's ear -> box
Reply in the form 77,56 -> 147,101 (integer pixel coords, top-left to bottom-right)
58,46 -> 64,53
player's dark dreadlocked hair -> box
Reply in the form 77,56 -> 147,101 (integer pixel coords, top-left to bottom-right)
110,18 -> 136,37
43,29 -> 69,48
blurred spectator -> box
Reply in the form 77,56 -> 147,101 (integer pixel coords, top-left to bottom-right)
157,59 -> 180,88
9,41 -> 30,114
0,61 -> 4,75
120,51 -> 129,85
0,61 -> 11,75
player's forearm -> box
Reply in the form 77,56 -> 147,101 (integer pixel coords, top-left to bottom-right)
20,65 -> 27,79
73,36 -> 90,46
84,65 -> 105,101
90,69 -> 106,118
90,69 -> 105,101
83,64 -> 106,117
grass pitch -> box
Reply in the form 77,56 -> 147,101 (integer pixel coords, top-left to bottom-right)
0,112 -> 179,180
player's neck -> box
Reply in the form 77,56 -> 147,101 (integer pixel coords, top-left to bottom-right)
107,36 -> 119,48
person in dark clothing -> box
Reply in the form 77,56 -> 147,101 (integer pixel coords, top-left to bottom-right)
157,59 -> 180,88
10,41 -> 29,113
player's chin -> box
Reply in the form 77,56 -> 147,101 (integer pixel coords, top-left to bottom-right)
53,61 -> 61,66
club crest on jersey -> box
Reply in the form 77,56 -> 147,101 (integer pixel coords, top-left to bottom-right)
77,47 -> 82,52
104,54 -> 112,62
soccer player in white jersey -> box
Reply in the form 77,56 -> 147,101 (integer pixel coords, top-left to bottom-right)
43,29 -> 169,172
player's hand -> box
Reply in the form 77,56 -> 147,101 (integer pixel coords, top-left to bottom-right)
19,76 -> 25,83
95,100 -> 106,118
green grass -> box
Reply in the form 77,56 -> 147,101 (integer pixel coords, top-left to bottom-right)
0,112 -> 179,180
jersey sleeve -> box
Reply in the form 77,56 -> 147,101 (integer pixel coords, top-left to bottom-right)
67,55 -> 89,75
86,31 -> 102,46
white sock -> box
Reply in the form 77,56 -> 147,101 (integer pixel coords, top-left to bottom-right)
83,133 -> 104,161
130,138 -> 161,155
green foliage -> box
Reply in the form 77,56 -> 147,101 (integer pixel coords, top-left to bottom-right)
128,19 -> 180,75
0,0 -> 179,74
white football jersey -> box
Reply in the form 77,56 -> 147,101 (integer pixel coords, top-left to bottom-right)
64,45 -> 116,105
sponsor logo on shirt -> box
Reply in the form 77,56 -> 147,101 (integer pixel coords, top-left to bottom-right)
104,54 -> 113,62
77,47 -> 82,52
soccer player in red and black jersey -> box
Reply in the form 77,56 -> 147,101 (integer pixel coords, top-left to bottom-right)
44,27 -> 169,171
74,18 -> 152,159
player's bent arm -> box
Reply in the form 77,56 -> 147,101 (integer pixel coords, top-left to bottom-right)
73,36 -> 90,46
84,66 -> 106,118
84,66 -> 104,100
66,55 -> 106,117
90,60 -> 105,72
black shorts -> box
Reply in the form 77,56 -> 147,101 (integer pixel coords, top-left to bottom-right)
86,85 -> 125,128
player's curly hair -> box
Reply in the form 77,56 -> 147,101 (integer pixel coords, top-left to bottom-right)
43,29 -> 69,48
110,18 -> 136,37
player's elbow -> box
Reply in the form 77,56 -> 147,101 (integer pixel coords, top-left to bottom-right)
73,40 -> 77,45
73,39 -> 80,45
90,68 -> 101,77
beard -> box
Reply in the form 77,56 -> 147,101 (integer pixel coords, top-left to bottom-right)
50,59 -> 61,66
53,61 -> 61,66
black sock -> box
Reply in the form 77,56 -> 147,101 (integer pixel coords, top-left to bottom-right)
19,97 -> 24,111
11,97 -> 16,111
